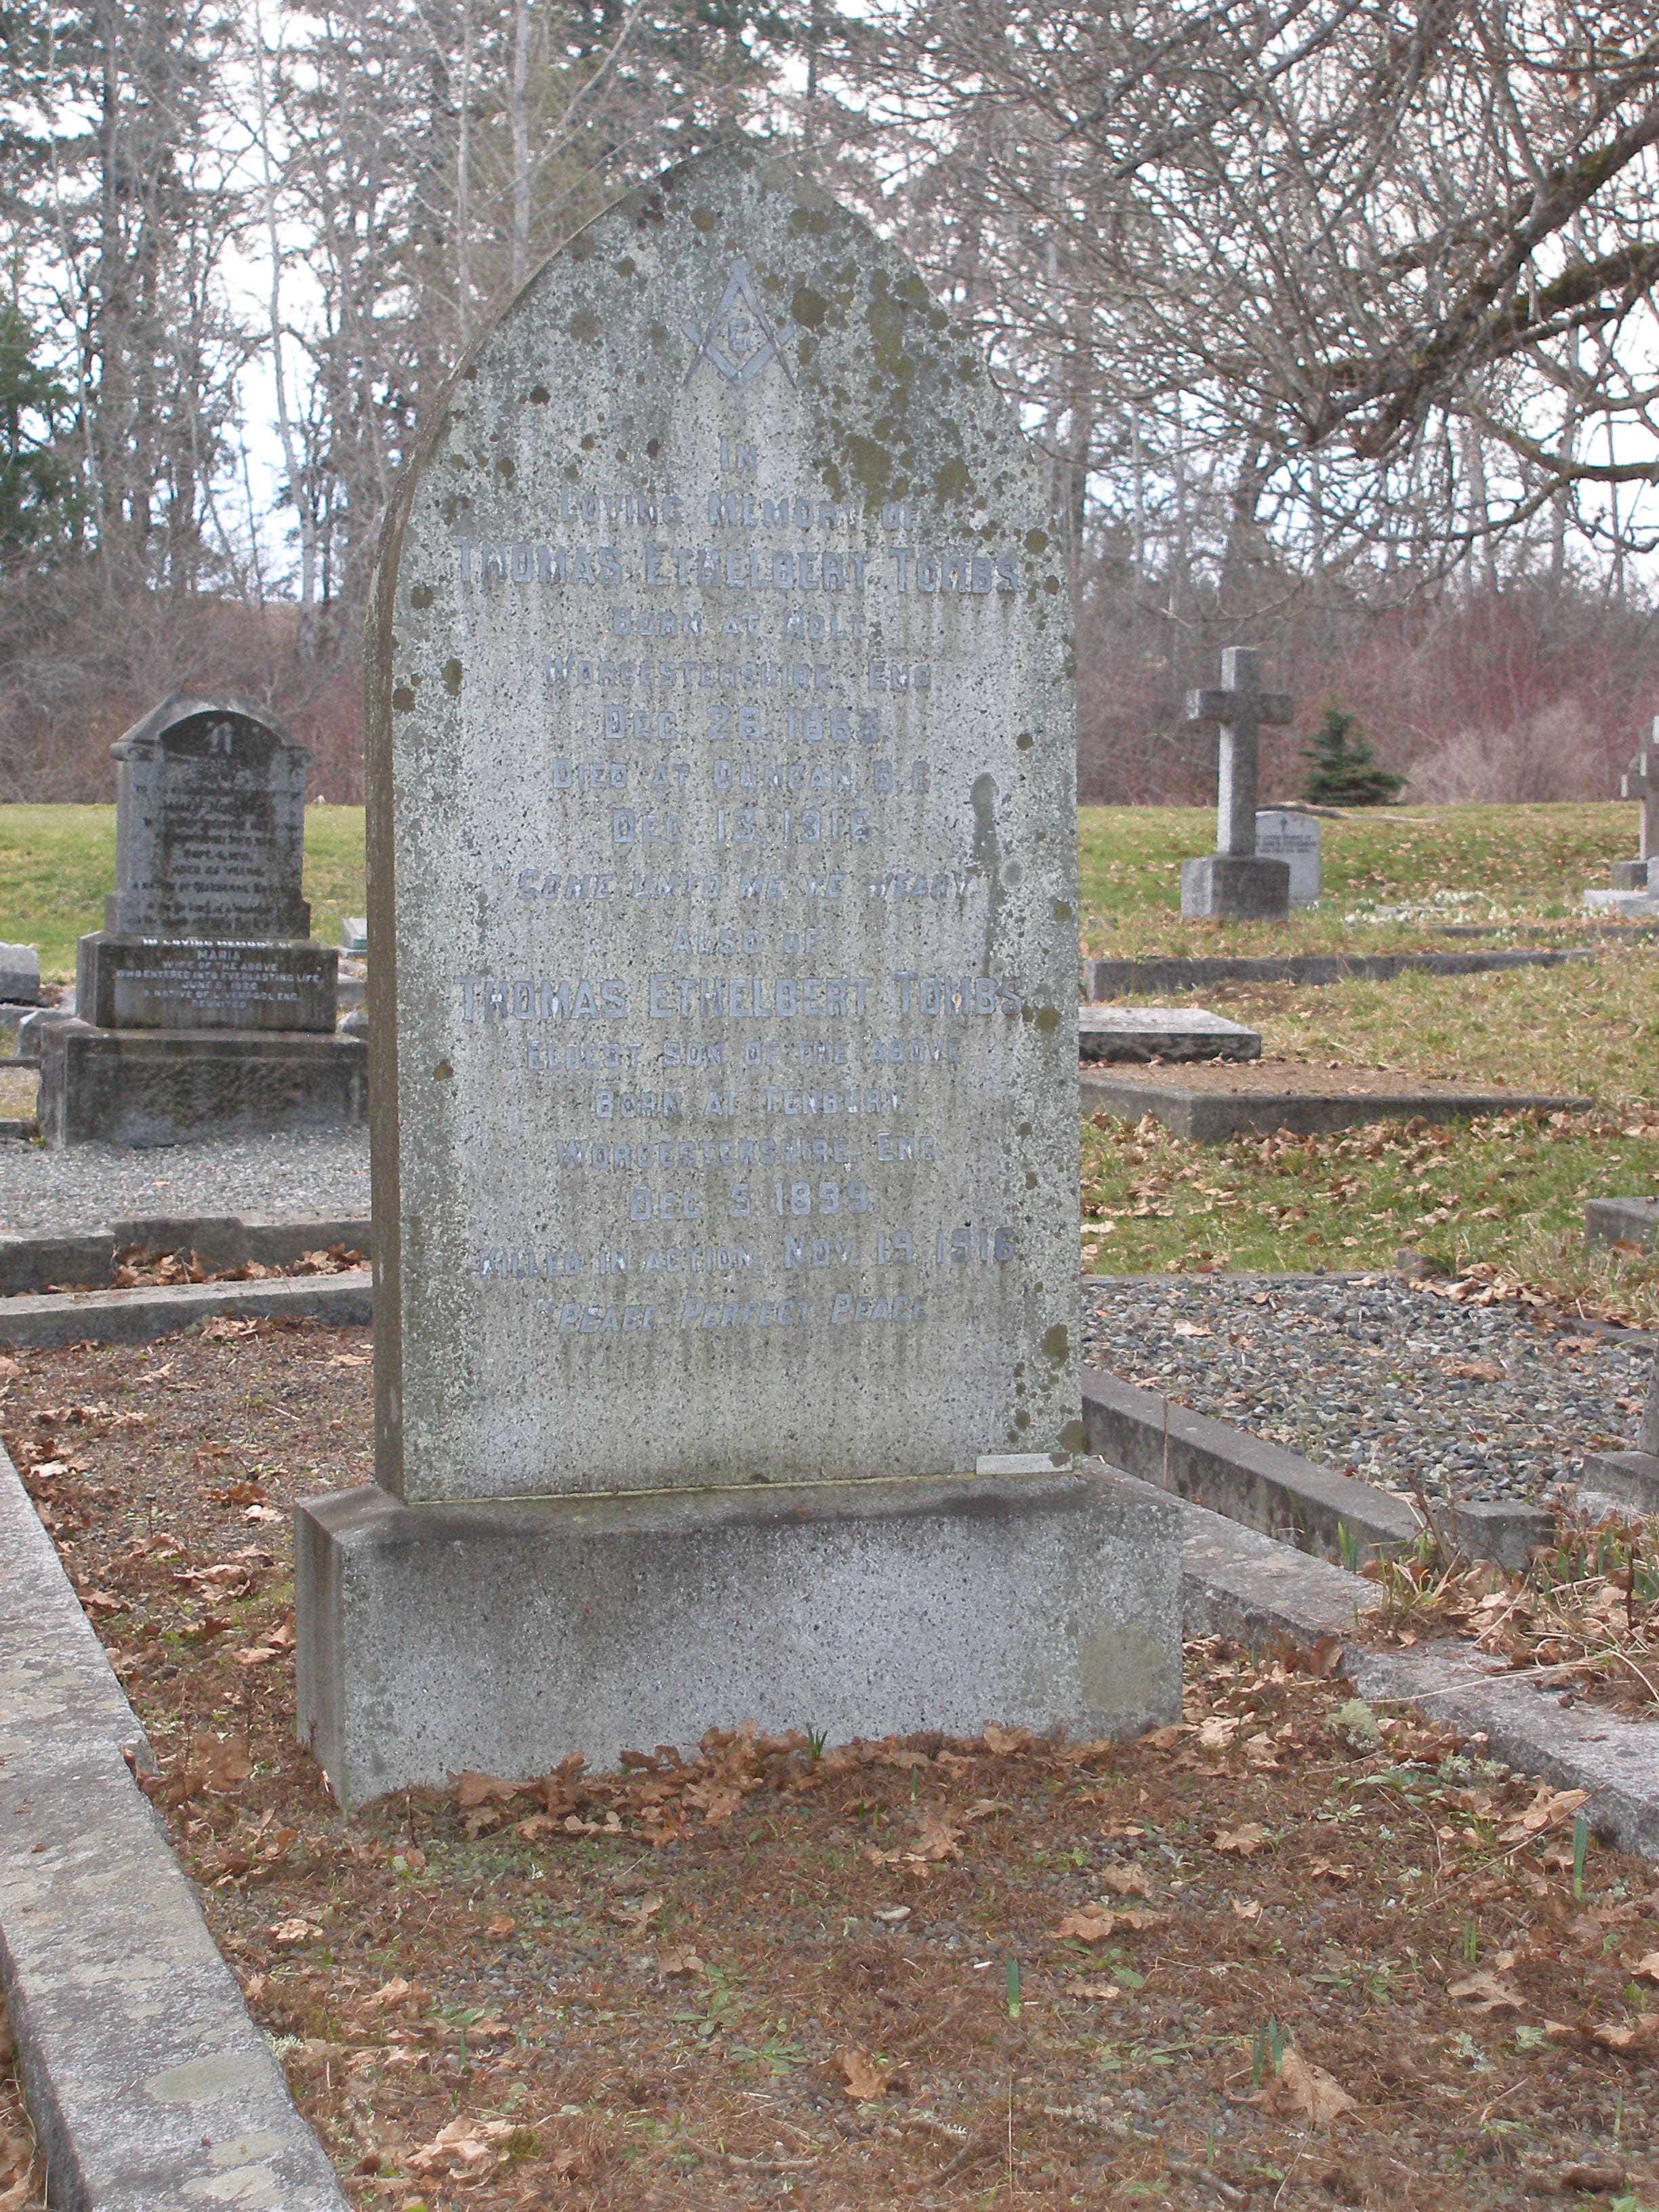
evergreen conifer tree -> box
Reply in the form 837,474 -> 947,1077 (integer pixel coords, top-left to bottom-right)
1298,708 -> 1404,806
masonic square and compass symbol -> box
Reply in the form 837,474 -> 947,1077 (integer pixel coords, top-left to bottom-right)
682,260 -> 794,388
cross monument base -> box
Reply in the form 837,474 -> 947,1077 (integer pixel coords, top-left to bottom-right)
1181,854 -> 1291,921
1611,859 -> 1652,891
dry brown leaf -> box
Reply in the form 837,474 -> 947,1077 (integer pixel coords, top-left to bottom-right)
1231,1898 -> 1263,1922
483,1916 -> 514,1940
270,1917 -> 319,1948
605,1891 -> 663,1931
1099,1864 -> 1153,1897
1624,1952 -> 1659,1984
1449,1971 -> 1523,2013
1497,1785 -> 1591,1845
909,1817 -> 964,1863
1212,1822 -> 1270,1858
1067,1980 -> 1124,2001
838,2046 -> 890,2102
1591,2014 -> 1659,2051
407,2115 -> 514,2173
192,1732 -> 252,1793
657,1945 -> 705,1978
451,1770 -> 523,1809
982,1723 -> 1032,1755
1055,1909 -> 1116,1944
1273,2048 -> 1357,2129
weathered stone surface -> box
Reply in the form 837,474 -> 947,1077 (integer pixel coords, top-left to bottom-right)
105,697 -> 312,941
369,147 -> 1080,1502
78,935 -> 337,1033
1611,859 -> 1652,891
1584,1195 -> 1659,1249
1585,886 -> 1659,918
13,1006 -> 76,1059
1078,1006 -> 1260,1064
341,916 -> 369,954
295,1466 -> 1181,1807
0,1448 -> 349,2209
1080,1067 -> 1588,1143
1253,808 -> 1320,907
37,1023 -> 367,1149
1179,853 -> 1290,920
1081,1367 -> 1551,1574
0,943 -> 41,1003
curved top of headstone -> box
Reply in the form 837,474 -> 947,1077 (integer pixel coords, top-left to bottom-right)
105,695 -> 312,940
371,142 -> 1066,653
111,693 -> 307,766
365,143 -> 1078,1503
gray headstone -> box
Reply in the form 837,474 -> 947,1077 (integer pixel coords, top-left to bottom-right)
341,916 -> 369,955
0,943 -> 41,1004
105,697 -> 311,940
367,147 -> 1080,1504
1254,809 -> 1320,907
77,695 -> 337,1040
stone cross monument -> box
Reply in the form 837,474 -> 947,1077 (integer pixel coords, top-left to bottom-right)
295,146 -> 1179,1809
1614,731 -> 1659,890
1181,648 -> 1293,920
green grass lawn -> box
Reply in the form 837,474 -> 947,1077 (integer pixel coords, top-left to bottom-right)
0,805 -> 367,979
2,795 -> 1654,1320
1080,798 -> 1637,954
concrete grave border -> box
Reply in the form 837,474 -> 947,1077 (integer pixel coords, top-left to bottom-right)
1083,948 -> 1595,996
2,1246 -> 1655,1864
0,1269 -> 372,1350
1081,1367 -> 1553,1572
1170,1486 -> 1659,1858
1585,1196 -> 1659,1250
1080,1069 -> 1590,1143
0,1443 -> 348,2209
0,1212 -> 370,1296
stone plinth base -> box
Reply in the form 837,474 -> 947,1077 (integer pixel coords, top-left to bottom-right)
1584,886 -> 1659,919
1181,854 -> 1290,920
1611,860 -> 1652,891
37,1023 -> 367,1148
1582,1450 -> 1659,1514
295,1468 -> 1182,1811
78,933 -> 337,1032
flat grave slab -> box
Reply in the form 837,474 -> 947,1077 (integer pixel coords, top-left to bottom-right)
1079,1006 -> 1261,1063
1080,1058 -> 1589,1143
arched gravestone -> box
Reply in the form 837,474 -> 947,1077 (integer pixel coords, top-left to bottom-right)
295,148 -> 1178,1807
105,698 -> 312,941
79,696 -> 332,1034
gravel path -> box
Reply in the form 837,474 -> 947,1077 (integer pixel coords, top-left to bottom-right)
1082,1273 -> 1652,1505
0,1130 -> 370,1234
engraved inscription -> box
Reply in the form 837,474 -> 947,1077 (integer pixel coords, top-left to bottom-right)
375,152 -> 1078,1501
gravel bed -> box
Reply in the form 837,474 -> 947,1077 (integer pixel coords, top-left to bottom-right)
0,1129 -> 370,1235
1083,1272 -> 1653,1506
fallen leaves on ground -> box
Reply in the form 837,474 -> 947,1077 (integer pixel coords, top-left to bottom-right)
1213,1822 -> 1271,1856
837,2047 -> 890,2102
1270,2047 -> 1358,2128
1449,1971 -> 1525,2013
